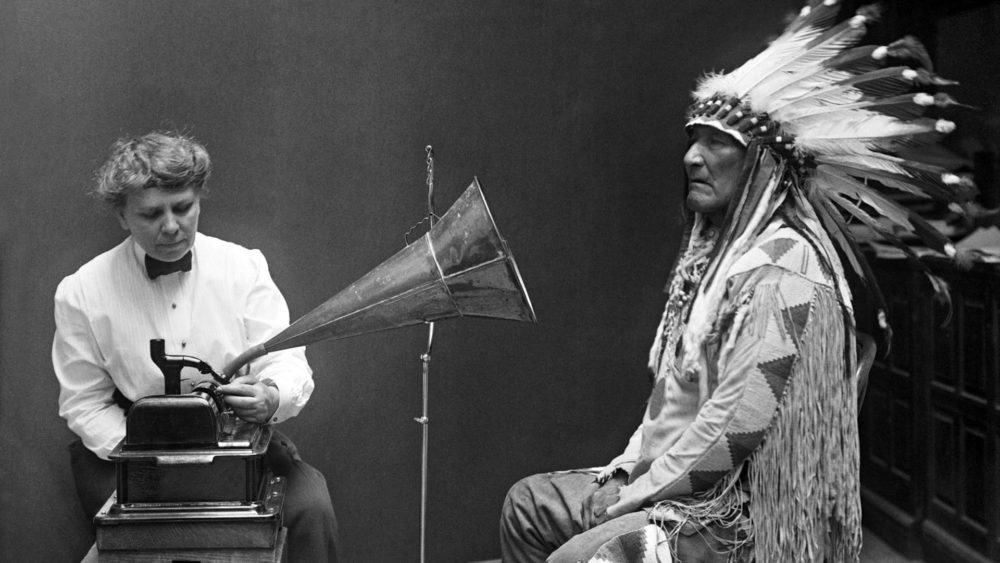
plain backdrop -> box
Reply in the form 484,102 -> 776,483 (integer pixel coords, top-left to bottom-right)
2,1 -> 994,562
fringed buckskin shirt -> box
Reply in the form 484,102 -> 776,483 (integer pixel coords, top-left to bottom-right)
599,217 -> 860,561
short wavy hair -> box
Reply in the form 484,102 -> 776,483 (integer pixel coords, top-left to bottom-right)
92,131 -> 212,209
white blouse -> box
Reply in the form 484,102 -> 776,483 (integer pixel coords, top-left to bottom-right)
53,233 -> 315,460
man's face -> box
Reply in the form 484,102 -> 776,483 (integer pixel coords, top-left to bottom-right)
683,125 -> 746,225
118,186 -> 201,262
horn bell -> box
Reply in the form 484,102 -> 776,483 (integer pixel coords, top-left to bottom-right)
222,178 -> 535,376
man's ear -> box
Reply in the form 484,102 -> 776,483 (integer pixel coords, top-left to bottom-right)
117,209 -> 129,231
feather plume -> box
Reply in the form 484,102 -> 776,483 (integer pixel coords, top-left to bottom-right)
779,93 -> 935,121
825,45 -> 883,74
806,186 -> 886,314
910,68 -> 959,87
832,66 -> 920,97
692,71 -> 740,101
787,1 -> 844,35
769,34 -> 903,104
764,66 -> 859,108
792,121 -> 953,163
930,93 -> 978,111
907,209 -> 956,257
814,154 -> 969,202
884,36 -> 933,71
815,194 -> 955,325
806,187 -> 858,272
818,151 -> 959,181
824,189 -> 902,242
925,273 -> 954,326
896,145 -> 972,169
958,201 -> 1000,220
723,2 -> 842,97
813,165 -> 913,228
791,114 -> 946,142
820,187 -> 954,324
770,66 -> 917,118
747,13 -> 872,106
826,188 -> 953,256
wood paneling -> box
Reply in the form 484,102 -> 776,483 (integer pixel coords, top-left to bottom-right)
860,256 -> 1000,562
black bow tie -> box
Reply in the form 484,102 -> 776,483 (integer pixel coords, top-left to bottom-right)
145,251 -> 193,279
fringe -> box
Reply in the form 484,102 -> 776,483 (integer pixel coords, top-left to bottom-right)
747,286 -> 861,562
746,281 -> 783,341
649,219 -> 718,375
648,219 -> 701,372
649,468 -> 754,563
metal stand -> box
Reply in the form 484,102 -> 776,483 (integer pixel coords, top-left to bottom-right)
412,145 -> 436,563
414,323 -> 433,563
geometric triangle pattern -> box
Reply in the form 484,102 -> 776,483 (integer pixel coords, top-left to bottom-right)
726,376 -> 779,435
728,227 -> 833,287
781,301 -> 812,342
653,270 -> 818,498
759,237 -> 797,263
726,428 -> 767,465
589,524 -> 667,563
688,469 -> 733,492
622,225 -> 841,505
697,435 -> 739,472
618,526 -> 654,560
757,353 -> 796,386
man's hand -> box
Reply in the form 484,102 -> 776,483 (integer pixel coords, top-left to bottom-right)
217,375 -> 279,424
582,469 -> 629,528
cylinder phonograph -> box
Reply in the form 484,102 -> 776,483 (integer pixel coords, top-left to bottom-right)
91,178 -> 536,560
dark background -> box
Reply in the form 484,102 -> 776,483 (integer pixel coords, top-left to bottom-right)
0,1 -> 995,562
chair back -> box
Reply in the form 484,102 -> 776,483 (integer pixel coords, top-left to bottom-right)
856,331 -> 877,408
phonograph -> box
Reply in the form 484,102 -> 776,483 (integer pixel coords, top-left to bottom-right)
91,174 -> 536,561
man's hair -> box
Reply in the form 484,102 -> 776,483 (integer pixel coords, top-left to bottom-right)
92,131 -> 212,209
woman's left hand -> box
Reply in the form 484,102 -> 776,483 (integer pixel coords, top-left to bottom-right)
217,375 -> 279,424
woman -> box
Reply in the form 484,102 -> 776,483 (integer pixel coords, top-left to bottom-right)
53,131 -> 339,562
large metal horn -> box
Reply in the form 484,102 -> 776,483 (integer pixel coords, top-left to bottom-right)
222,178 -> 536,377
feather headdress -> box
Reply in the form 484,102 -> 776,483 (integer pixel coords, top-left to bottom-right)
642,5 -> 977,560
685,0 -> 977,340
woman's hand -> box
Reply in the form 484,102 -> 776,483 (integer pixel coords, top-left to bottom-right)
217,375 -> 279,424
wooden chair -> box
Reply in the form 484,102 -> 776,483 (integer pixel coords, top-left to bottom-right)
856,331 -> 877,408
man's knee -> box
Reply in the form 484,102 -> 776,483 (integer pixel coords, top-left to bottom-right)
501,474 -> 546,526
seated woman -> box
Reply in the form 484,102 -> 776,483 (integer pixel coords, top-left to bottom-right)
53,131 -> 340,562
